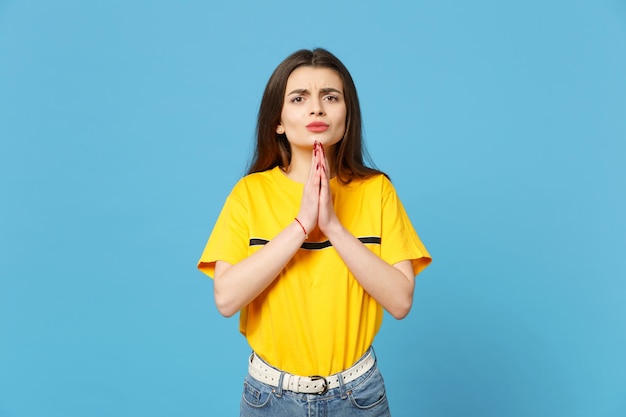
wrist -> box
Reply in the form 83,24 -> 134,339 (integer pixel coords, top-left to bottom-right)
294,217 -> 309,240
320,219 -> 344,240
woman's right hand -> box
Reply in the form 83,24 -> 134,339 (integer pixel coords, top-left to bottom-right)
296,141 -> 322,234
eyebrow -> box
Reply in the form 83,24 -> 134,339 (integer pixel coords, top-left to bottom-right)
287,87 -> 343,96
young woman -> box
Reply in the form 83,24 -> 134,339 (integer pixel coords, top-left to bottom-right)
198,48 -> 431,416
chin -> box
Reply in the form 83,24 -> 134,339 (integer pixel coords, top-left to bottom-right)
312,134 -> 342,146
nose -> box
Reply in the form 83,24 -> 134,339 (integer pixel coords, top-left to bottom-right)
309,97 -> 325,116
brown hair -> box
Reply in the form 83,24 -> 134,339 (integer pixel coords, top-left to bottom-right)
247,48 -> 384,183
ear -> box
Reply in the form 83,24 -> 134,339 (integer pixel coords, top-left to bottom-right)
276,124 -> 285,134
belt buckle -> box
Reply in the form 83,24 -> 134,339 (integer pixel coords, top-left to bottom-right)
308,375 -> 328,395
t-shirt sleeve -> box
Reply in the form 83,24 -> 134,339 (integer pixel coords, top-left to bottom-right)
197,183 -> 249,279
380,178 -> 432,276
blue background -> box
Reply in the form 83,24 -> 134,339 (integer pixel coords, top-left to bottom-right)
1,1 -> 625,416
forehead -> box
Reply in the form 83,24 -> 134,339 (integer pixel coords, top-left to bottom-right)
285,66 -> 343,91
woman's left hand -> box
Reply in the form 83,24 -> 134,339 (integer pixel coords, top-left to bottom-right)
316,142 -> 340,235
311,142 -> 416,319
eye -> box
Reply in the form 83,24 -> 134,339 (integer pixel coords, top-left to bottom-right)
290,96 -> 304,103
324,95 -> 339,102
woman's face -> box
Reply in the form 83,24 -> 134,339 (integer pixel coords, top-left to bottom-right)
277,66 -> 347,152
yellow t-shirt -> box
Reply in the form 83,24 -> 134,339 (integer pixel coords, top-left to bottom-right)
198,166 -> 431,376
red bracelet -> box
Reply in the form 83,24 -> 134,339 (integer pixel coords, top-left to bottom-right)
294,218 -> 308,239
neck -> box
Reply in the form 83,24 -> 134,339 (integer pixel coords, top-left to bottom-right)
284,145 -> 336,183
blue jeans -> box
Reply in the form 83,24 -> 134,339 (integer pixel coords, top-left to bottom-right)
239,350 -> 392,417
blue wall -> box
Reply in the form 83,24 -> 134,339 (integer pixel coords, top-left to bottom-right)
1,1 -> 625,416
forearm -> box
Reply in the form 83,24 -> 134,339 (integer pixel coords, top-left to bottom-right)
213,220 -> 306,317
325,223 -> 415,319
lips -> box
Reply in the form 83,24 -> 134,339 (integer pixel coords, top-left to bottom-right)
306,121 -> 329,133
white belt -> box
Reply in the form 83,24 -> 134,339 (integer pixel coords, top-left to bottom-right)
248,349 -> 376,395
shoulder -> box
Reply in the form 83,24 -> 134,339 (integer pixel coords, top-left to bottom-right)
344,173 -> 395,194
230,168 -> 278,194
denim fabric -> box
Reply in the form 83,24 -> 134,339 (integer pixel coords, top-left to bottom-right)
240,351 -> 392,417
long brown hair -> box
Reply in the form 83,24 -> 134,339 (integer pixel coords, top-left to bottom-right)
247,48 -> 384,184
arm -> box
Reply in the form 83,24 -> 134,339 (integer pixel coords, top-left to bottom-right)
324,224 -> 415,319
214,151 -> 322,317
214,220 -> 306,317
317,145 -> 415,319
